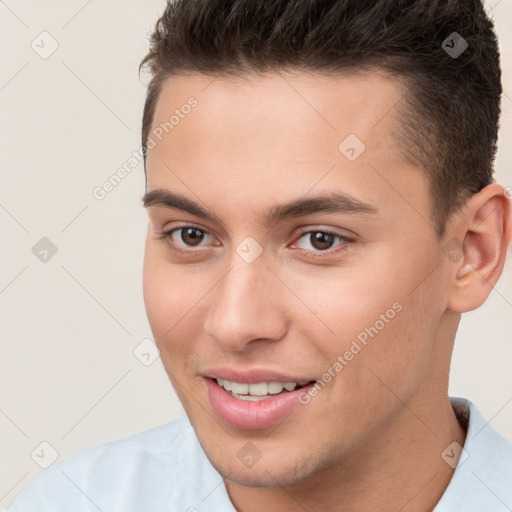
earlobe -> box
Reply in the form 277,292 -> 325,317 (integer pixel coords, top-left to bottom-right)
446,184 -> 512,313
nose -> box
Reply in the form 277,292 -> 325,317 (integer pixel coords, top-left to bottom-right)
203,255 -> 289,352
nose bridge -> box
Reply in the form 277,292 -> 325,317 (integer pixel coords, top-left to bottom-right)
203,252 -> 288,351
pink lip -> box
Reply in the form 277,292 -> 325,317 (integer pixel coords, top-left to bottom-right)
204,378 -> 315,430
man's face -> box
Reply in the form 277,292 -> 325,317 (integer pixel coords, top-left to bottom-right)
142,70 -> 452,486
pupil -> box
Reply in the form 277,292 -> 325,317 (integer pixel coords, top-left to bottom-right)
311,232 -> 333,250
182,228 -> 203,246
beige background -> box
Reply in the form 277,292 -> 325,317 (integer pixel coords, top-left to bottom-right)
1,0 -> 511,507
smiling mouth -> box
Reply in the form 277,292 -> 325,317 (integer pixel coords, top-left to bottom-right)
204,377 -> 318,429
214,378 -> 315,401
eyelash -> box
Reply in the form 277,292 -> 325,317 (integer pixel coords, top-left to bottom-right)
155,226 -> 353,258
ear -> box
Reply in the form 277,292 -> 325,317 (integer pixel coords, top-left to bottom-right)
446,184 -> 512,313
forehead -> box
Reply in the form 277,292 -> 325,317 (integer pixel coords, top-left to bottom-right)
151,69 -> 406,145
147,69 -> 412,173
145,69 -> 430,234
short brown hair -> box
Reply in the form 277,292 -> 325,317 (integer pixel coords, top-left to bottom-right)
139,0 -> 502,237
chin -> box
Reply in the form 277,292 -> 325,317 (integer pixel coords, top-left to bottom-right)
207,448 -> 326,489
221,464 -> 305,488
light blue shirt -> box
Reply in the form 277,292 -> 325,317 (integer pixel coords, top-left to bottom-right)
6,397 -> 512,511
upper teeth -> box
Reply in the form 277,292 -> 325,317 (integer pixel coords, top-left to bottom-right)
216,379 -> 304,396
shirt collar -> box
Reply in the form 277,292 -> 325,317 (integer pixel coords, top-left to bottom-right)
434,396 -> 512,511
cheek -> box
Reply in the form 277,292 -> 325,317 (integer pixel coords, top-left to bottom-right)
284,264 -> 403,353
142,246 -> 202,358
349,269 -> 444,400
293,252 -> 442,392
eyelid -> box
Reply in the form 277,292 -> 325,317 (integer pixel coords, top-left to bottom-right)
290,228 -> 352,255
155,225 -> 217,250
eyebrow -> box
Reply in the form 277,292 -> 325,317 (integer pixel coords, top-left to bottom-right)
142,189 -> 378,226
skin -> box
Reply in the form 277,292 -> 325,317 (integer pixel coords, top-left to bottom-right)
142,69 -> 511,512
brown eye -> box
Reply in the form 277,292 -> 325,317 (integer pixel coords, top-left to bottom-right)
156,226 -> 213,250
179,227 -> 205,247
296,230 -> 341,251
308,231 -> 336,251
291,229 -> 353,258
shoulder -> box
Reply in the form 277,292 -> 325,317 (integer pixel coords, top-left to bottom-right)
6,415 -> 206,511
